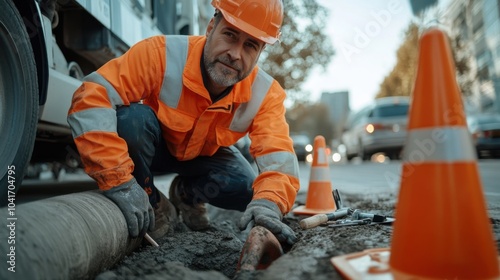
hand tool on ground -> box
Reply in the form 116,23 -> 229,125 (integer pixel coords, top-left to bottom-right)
332,189 -> 343,209
328,218 -> 372,228
299,208 -> 353,229
352,209 -> 387,223
144,233 -> 159,247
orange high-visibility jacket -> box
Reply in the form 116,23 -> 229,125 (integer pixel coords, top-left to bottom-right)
67,35 -> 300,213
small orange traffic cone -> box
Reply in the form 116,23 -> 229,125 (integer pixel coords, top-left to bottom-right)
293,135 -> 337,215
331,27 -> 500,279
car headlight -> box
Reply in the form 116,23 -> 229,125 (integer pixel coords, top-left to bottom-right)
305,144 -> 313,152
332,152 -> 341,162
306,153 -> 313,163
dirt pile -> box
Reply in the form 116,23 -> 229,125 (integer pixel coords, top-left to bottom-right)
96,192 -> 500,280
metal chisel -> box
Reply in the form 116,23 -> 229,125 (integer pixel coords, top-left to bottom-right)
299,208 -> 352,229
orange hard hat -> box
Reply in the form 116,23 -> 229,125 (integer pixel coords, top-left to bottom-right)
211,0 -> 283,45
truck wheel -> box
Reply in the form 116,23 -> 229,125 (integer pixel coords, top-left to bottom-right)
0,0 -> 39,205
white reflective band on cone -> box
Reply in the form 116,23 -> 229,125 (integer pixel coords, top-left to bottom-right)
309,166 -> 330,182
403,127 -> 476,163
316,147 -> 328,164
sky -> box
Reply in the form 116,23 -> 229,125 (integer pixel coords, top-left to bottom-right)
301,0 -> 451,111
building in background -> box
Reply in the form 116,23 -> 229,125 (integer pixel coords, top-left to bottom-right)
410,0 -> 438,15
445,0 -> 500,114
196,0 -> 215,34
320,91 -> 350,143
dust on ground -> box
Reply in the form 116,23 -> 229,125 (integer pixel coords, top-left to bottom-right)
95,192 -> 500,280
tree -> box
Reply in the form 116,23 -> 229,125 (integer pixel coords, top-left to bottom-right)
376,20 -> 472,100
450,31 -> 473,97
286,102 -> 335,145
259,0 -> 335,104
376,23 -> 419,99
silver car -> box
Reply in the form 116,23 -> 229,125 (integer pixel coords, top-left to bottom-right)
290,134 -> 312,161
341,96 -> 410,161
467,113 -> 500,158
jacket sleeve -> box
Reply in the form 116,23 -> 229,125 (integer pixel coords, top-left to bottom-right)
67,36 -> 166,190
249,81 -> 300,214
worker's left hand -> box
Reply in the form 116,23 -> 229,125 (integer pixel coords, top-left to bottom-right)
103,178 -> 155,238
239,199 -> 298,245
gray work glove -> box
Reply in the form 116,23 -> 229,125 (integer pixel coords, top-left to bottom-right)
239,199 -> 298,245
103,178 -> 155,238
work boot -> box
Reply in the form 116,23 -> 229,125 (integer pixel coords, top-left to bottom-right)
148,191 -> 178,240
168,176 -> 210,231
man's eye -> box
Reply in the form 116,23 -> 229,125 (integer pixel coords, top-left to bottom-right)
245,42 -> 258,50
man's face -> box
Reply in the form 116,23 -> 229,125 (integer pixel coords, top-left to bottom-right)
203,16 -> 266,92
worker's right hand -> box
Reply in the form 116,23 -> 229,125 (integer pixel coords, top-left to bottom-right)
103,178 -> 155,238
239,199 -> 298,245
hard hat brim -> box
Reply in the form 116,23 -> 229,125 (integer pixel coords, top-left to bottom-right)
219,10 -> 279,45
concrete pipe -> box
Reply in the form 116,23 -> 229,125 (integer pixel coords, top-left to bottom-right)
1,190 -> 144,280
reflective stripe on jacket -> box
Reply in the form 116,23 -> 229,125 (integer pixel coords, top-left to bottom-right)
67,35 -> 300,213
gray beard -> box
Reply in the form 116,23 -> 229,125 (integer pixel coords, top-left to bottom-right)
204,60 -> 240,87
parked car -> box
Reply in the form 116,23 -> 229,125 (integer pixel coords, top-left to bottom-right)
341,96 -> 410,161
290,134 -> 312,161
467,113 -> 500,158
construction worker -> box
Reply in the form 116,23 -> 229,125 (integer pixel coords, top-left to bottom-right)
67,0 -> 299,245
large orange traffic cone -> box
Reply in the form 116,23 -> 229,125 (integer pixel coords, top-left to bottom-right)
389,27 -> 499,279
293,135 -> 337,215
331,27 -> 499,279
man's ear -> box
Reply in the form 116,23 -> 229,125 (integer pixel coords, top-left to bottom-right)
206,18 -> 215,36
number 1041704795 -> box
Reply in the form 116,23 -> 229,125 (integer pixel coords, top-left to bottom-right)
7,165 -> 16,204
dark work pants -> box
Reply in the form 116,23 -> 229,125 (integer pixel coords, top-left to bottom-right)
116,103 -> 255,211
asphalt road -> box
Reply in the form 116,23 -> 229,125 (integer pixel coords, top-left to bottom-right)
315,159 -> 500,206
17,159 -> 500,206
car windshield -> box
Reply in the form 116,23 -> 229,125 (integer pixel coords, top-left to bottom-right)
291,135 -> 310,144
476,115 -> 500,124
373,104 -> 409,117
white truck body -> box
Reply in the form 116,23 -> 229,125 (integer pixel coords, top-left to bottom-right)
0,0 -> 214,203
